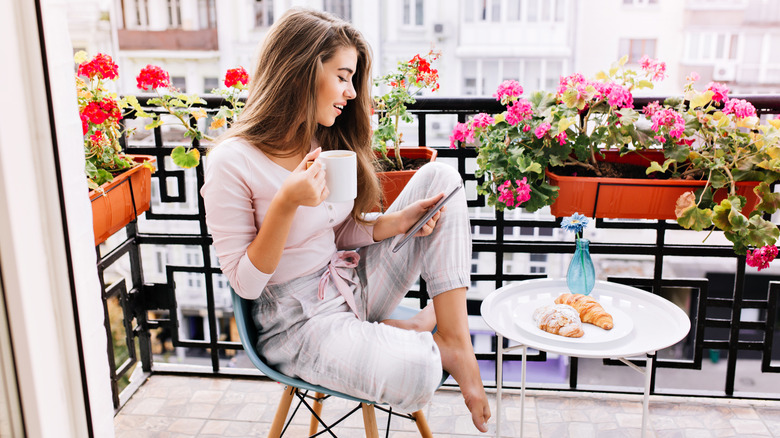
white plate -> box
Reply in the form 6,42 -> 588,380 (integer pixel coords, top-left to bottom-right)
513,297 -> 634,345
481,279 -> 692,358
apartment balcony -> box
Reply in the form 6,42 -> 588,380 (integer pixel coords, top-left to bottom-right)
117,28 -> 219,51
89,96 -> 780,437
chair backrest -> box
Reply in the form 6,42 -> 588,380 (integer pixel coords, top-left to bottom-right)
231,289 -> 377,403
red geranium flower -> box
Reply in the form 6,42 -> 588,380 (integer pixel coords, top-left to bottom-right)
224,67 -> 249,88
78,53 -> 119,80
136,65 -> 171,91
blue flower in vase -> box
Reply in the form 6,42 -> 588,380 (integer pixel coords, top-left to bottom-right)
561,213 -> 595,295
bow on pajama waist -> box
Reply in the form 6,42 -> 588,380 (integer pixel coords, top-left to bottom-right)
318,250 -> 361,318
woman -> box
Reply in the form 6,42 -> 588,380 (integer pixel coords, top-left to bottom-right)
201,8 -> 490,433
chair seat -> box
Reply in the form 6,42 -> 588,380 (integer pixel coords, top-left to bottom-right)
232,291 -> 447,404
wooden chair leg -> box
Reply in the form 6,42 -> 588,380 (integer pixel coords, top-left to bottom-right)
411,410 -> 433,438
308,392 -> 325,436
268,385 -> 296,438
361,403 -> 379,438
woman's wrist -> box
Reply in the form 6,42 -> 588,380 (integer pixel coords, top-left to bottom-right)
372,211 -> 405,241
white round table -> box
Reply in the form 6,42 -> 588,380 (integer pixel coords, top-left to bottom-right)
481,279 -> 691,438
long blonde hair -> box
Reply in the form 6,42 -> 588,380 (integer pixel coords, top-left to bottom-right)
224,8 -> 379,221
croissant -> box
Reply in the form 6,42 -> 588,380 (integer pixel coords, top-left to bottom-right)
532,304 -> 584,338
555,293 -> 614,330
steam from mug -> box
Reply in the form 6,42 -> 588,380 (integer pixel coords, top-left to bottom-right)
319,150 -> 357,202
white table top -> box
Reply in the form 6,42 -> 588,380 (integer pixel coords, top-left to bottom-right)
480,279 -> 691,358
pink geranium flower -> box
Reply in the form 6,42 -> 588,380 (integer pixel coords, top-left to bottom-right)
639,56 -> 668,82
535,122 -> 551,139
494,80 -> 523,105
651,108 -> 686,139
472,113 -> 495,128
706,82 -> 730,103
497,178 -> 531,207
723,98 -> 757,119
506,99 -> 533,126
746,245 -> 778,271
449,122 -> 474,148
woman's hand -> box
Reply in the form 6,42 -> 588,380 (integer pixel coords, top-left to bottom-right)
277,148 -> 329,208
401,193 -> 446,237
372,192 -> 446,241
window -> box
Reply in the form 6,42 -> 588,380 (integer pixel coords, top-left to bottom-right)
618,38 -> 657,64
403,0 -> 424,26
171,76 -> 186,92
198,0 -> 217,29
254,0 -> 274,28
203,77 -> 219,94
684,32 -> 738,62
167,0 -> 182,28
324,0 -> 352,21
623,0 -> 658,5
129,0 -> 149,28
461,58 -> 565,95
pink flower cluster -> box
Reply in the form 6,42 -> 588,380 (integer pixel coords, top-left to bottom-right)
77,53 -> 118,80
494,80 -> 523,105
136,65 -> 171,91
497,178 -> 531,207
472,113 -> 495,128
594,81 -> 633,109
723,98 -> 757,119
556,73 -> 591,101
650,108 -> 686,139
449,122 -> 474,148
506,99 -> 533,125
534,122 -> 551,139
706,82 -> 729,103
639,56 -> 668,82
746,245 -> 778,271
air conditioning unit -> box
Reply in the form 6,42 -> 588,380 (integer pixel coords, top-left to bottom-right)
712,63 -> 737,81
432,22 -> 448,38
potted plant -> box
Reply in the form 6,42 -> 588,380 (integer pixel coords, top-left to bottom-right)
372,51 -> 441,208
451,56 -> 780,260
75,51 -> 156,245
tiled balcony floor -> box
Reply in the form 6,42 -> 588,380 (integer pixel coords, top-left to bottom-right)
114,375 -> 780,437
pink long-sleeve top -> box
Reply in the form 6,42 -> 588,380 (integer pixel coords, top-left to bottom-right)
201,137 -> 376,300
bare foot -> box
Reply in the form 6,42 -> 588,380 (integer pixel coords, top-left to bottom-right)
434,331 -> 491,433
381,303 -> 436,332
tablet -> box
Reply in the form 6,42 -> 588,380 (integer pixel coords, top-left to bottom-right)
392,184 -> 462,253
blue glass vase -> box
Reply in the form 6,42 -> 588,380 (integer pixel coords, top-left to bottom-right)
567,238 -> 595,295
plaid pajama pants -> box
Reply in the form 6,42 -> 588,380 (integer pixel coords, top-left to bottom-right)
252,162 -> 471,412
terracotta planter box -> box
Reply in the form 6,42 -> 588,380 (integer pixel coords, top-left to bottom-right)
90,155 -> 155,245
375,146 -> 438,211
547,150 -> 760,220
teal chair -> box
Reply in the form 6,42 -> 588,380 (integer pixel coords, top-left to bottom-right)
232,290 -> 446,437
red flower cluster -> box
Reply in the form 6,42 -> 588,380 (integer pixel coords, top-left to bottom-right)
224,67 -> 249,88
136,65 -> 171,91
408,53 -> 440,91
81,98 -> 123,126
77,53 -> 118,80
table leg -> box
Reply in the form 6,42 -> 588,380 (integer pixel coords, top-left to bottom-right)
641,353 -> 654,438
495,334 -> 503,438
520,345 -> 527,438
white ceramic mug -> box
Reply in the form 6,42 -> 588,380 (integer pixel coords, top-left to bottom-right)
319,150 -> 357,202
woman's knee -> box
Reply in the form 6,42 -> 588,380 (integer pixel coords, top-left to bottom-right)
417,162 -> 461,187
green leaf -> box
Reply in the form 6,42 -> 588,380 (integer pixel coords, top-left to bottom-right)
712,198 -> 735,231
145,117 -> 164,130
646,159 -> 675,175
676,205 -> 713,231
171,146 -> 201,169
745,215 -> 780,248
689,90 -> 714,109
755,182 -> 780,214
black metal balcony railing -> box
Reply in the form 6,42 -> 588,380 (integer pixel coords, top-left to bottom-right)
98,95 -> 780,410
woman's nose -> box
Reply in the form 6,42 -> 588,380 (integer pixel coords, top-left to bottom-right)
345,82 -> 356,99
